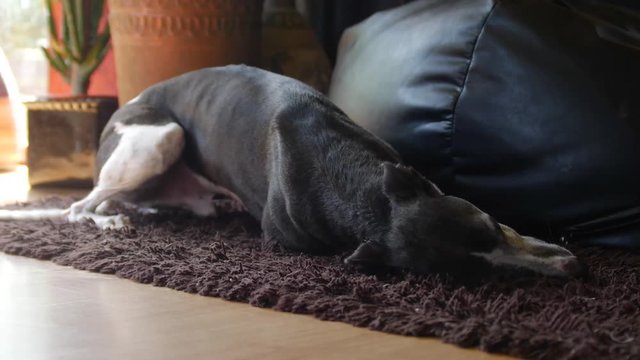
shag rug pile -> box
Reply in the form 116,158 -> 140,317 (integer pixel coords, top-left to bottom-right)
1,198 -> 638,360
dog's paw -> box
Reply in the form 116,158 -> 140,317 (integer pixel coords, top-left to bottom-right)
98,214 -> 131,230
68,212 -> 131,230
230,200 -> 247,212
212,199 -> 246,214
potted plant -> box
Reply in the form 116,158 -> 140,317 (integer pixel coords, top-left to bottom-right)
25,0 -> 117,187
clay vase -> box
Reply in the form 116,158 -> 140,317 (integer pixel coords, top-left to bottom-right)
261,0 -> 332,93
108,0 -> 263,104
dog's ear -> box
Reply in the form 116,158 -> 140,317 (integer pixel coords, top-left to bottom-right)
344,241 -> 388,268
382,162 -> 419,201
382,162 -> 442,201
423,179 -> 444,197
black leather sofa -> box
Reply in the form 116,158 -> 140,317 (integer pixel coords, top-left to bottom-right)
328,0 -> 640,246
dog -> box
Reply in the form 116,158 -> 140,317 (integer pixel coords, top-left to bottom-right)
0,65 -> 583,277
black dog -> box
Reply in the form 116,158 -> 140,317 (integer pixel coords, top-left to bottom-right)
0,66 -> 582,277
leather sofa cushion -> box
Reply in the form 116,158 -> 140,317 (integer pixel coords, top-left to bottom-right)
329,0 -> 640,245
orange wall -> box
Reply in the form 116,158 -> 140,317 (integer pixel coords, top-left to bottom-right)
47,3 -> 118,97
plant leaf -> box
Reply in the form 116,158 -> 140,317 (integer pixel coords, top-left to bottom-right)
61,0 -> 82,61
41,46 -> 70,82
74,0 -> 86,55
90,0 -> 105,44
44,0 -> 58,41
83,28 -> 111,78
84,25 -> 110,66
48,37 -> 70,59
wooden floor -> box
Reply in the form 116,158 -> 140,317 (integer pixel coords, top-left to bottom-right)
0,167 -> 511,360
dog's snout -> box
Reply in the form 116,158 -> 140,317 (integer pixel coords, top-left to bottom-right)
524,239 -> 574,258
553,256 -> 588,278
477,225 -> 585,277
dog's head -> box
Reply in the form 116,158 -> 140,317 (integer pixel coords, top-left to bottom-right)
345,163 -> 584,278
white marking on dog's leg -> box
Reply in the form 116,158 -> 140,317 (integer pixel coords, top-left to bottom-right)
68,122 -> 185,229
0,121 -> 185,227
69,187 -> 120,216
0,208 -> 67,221
107,122 -> 185,185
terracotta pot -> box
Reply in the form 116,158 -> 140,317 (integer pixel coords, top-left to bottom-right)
25,97 -> 118,187
108,0 -> 263,104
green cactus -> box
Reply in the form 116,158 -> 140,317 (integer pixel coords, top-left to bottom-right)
41,0 -> 110,96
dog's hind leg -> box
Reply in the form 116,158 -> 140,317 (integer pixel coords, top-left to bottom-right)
135,161 -> 246,217
67,121 -> 185,229
0,116 -> 243,227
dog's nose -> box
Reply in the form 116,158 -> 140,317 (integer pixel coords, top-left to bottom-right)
555,256 -> 588,277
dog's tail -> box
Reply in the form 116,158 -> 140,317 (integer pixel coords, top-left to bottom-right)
0,208 -> 68,221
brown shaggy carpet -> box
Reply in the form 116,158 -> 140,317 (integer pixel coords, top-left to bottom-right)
1,198 -> 639,360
